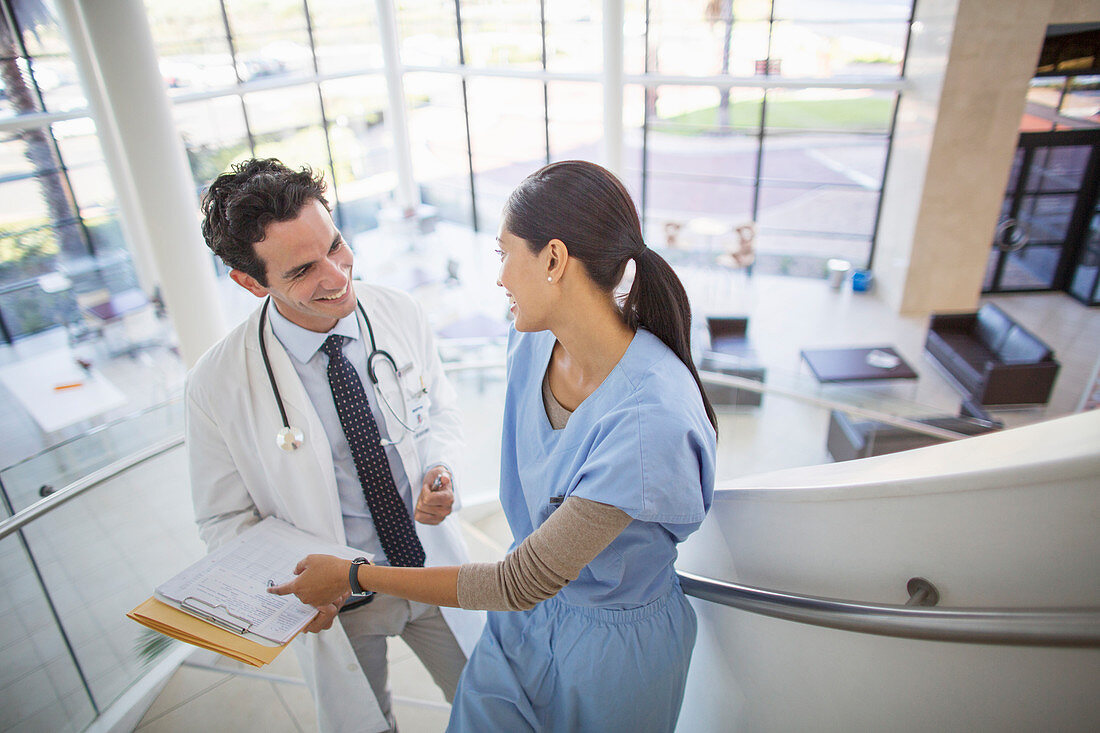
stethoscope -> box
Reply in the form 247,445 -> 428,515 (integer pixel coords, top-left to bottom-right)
259,297 -> 420,451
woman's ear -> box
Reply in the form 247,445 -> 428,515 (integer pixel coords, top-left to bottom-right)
546,238 -> 568,281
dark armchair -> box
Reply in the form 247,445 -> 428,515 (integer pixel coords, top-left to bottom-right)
826,400 -> 1003,462
697,316 -> 765,408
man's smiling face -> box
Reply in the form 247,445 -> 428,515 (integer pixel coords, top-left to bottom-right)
231,198 -> 356,332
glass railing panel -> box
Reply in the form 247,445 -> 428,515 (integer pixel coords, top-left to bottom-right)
0,399 -> 183,514
0,528 -> 97,733
446,365 -> 507,507
701,367 -> 1000,482
15,444 -> 204,714
699,351 -> 955,420
0,353 -> 999,730
443,356 -> 974,492
711,382 -> 836,482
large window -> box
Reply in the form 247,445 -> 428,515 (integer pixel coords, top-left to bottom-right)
640,0 -> 910,272
1,0 -> 915,342
146,0 -> 398,242
394,0 -> 912,274
1,0 -> 132,343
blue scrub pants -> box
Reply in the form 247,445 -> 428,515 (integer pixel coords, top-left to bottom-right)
447,586 -> 697,732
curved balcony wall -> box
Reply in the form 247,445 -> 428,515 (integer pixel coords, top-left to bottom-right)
676,409 -> 1100,732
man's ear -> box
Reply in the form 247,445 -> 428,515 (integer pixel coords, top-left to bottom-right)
229,269 -> 269,298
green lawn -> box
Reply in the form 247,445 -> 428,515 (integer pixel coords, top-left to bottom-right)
656,97 -> 894,135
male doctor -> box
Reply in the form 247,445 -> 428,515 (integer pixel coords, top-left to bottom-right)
186,158 -> 483,732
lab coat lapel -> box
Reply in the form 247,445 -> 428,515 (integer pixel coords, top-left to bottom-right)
248,305 -> 346,543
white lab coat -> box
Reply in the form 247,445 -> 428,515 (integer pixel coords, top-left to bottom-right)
185,281 -> 485,733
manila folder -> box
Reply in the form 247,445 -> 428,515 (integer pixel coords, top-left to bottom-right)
128,596 -> 286,668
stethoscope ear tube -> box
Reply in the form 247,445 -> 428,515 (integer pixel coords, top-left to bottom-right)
259,299 -> 303,451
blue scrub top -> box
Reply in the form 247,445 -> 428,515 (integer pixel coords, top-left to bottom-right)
449,327 -> 717,732
499,326 -> 716,608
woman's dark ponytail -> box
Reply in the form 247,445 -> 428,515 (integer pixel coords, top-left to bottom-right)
625,248 -> 718,435
503,160 -> 718,436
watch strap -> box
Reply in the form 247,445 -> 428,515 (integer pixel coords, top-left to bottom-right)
349,556 -> 373,597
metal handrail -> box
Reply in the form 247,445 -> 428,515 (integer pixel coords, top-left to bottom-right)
0,435 -> 184,541
677,570 -> 1100,648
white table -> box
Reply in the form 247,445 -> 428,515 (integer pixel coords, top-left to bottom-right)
0,353 -> 127,433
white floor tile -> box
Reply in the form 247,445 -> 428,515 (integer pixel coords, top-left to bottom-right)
138,665 -> 232,724
136,675 -> 302,733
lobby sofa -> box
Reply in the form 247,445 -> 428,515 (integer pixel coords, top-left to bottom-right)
923,303 -> 1060,406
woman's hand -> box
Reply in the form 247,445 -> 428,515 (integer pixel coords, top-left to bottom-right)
268,553 -> 354,607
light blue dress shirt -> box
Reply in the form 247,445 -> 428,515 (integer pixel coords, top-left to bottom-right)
268,302 -> 413,566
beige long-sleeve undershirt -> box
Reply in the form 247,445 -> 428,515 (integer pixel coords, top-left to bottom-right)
454,368 -> 633,612
457,496 -> 632,611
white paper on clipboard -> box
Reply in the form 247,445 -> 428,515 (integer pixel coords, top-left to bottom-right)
156,517 -> 368,646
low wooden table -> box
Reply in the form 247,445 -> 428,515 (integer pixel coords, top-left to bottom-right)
800,346 -> 918,383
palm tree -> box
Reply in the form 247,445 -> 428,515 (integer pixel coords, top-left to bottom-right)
1,0 -> 87,262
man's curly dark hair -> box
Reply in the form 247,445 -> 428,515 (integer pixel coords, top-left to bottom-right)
200,158 -> 329,286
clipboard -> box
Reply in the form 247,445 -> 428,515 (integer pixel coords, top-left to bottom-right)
151,592 -> 287,647
130,516 -> 369,664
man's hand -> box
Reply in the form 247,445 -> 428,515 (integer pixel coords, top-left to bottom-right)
269,554 -> 353,608
302,592 -> 350,633
415,466 -> 454,525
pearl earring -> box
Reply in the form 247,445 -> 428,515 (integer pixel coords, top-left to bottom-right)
547,276 -> 552,282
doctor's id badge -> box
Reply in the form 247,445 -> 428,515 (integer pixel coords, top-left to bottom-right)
409,394 -> 431,439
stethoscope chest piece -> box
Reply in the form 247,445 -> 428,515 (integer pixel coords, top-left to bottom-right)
276,425 -> 304,451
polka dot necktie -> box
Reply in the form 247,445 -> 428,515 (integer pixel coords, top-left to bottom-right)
322,335 -> 425,567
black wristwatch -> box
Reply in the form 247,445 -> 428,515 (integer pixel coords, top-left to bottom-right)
349,557 -> 374,598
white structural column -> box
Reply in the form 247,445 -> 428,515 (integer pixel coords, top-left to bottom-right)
55,0 -> 157,297
602,0 -> 625,176
69,0 -> 226,366
374,0 -> 419,211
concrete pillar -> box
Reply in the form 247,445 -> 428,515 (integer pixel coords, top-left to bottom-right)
69,0 -> 226,365
602,0 -> 625,176
374,0 -> 419,211
873,0 -> 1066,315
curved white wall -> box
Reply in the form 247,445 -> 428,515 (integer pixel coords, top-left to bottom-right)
676,410 -> 1100,732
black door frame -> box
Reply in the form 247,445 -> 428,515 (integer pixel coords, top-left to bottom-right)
985,128 -> 1100,303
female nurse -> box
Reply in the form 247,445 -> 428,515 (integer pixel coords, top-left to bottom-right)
271,160 -> 718,732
